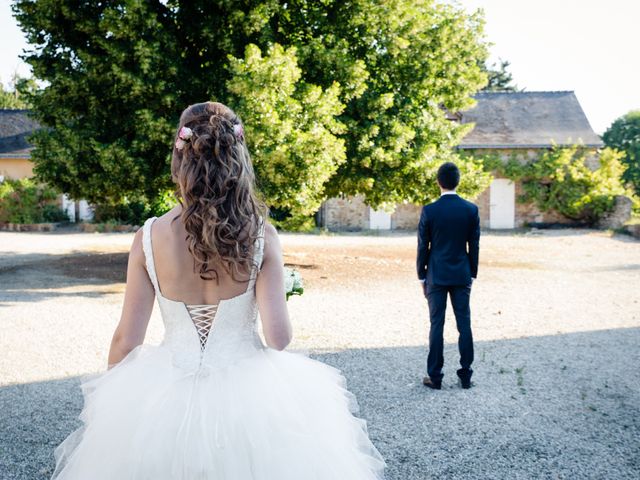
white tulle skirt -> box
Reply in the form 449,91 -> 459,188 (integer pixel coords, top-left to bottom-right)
51,345 -> 386,479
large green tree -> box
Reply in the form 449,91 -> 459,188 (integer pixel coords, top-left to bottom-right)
13,0 -> 178,206
14,0 -> 490,221
602,110 -> 640,196
281,0 -> 491,206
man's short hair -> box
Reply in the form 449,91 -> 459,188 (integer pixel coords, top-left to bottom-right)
437,162 -> 460,190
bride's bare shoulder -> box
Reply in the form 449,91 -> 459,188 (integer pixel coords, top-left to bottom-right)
263,221 -> 280,241
263,221 -> 278,237
155,205 -> 182,224
262,221 -> 281,258
152,206 -> 184,236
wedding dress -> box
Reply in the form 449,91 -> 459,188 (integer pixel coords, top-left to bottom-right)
51,217 -> 385,479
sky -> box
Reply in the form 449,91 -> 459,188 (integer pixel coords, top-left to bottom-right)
0,1 -> 30,81
2,0 -> 639,134
454,0 -> 640,134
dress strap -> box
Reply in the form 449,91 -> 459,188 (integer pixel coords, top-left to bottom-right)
141,216 -> 160,294
247,217 -> 266,291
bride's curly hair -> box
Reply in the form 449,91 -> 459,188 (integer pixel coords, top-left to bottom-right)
171,101 -> 267,282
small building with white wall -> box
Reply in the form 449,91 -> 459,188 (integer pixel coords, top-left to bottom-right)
0,109 -> 93,222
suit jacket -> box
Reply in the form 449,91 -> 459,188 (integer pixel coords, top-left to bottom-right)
416,194 -> 480,286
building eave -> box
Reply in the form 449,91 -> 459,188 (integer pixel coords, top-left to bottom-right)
0,153 -> 33,159
457,143 -> 603,150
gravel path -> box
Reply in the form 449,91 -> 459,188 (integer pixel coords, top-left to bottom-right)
1,227 -> 639,479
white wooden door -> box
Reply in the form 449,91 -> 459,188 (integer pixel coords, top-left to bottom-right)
61,194 -> 76,222
78,200 -> 94,221
489,179 -> 515,229
369,207 -> 391,230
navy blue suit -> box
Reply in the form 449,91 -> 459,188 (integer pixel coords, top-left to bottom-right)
417,193 -> 480,383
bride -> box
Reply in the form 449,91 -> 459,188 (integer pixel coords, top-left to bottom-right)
51,101 -> 386,479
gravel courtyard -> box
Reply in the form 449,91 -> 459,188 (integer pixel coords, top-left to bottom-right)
1,227 -> 639,479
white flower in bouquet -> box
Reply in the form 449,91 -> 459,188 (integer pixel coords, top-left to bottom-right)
283,266 -> 304,300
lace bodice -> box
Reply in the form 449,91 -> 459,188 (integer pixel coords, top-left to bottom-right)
141,217 -> 266,373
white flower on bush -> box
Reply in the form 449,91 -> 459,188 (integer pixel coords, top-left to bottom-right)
283,266 -> 304,300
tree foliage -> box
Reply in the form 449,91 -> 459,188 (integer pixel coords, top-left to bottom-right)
13,0 -> 178,208
297,1 -> 490,207
14,0 -> 490,223
602,110 -> 640,196
0,74 -> 37,109
228,44 -> 346,221
481,59 -> 520,92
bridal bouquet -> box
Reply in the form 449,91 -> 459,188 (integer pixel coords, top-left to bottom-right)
284,267 -> 304,300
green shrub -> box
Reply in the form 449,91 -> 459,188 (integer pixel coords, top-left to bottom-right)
476,146 -> 634,225
521,147 -> 627,223
149,189 -> 179,218
266,207 -> 315,232
92,189 -> 178,225
93,200 -> 148,225
0,178 -> 67,223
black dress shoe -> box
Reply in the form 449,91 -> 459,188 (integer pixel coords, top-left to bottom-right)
422,377 -> 442,390
458,377 -> 472,389
456,368 -> 473,389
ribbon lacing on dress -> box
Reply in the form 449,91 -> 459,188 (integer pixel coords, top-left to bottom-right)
185,304 -> 218,351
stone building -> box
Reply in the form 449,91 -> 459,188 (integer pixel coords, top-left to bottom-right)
319,91 -> 603,230
459,91 -> 602,229
316,195 -> 421,231
0,109 -> 92,221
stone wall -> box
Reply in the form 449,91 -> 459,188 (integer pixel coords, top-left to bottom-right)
391,203 -> 422,229
320,197 -> 424,230
322,184 -> 571,231
321,146 -> 604,231
597,196 -> 632,229
475,188 -> 490,228
469,148 -> 540,164
320,195 -> 369,230
470,147 -> 600,228
513,181 -> 567,227
625,224 -> 640,240
0,222 -> 57,232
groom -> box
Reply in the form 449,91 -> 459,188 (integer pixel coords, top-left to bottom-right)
417,162 -> 480,390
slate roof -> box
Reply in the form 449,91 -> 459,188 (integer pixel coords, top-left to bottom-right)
0,110 -> 40,159
458,91 -> 603,149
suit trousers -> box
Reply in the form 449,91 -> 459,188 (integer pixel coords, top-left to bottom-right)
425,283 -> 474,382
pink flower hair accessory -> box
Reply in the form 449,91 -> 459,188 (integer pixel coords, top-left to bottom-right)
233,123 -> 244,142
175,126 -> 193,150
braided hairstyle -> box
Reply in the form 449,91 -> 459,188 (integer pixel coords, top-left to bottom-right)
170,102 -> 267,282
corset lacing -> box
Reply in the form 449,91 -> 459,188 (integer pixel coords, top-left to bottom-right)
185,304 -> 218,351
